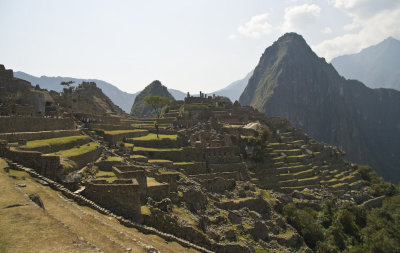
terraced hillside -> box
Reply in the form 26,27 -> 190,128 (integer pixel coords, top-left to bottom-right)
1,94 -> 396,252
249,127 -> 363,194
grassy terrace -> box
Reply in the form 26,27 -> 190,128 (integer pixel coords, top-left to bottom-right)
148,159 -> 172,163
49,142 -> 100,157
147,177 -> 164,186
106,156 -> 123,162
95,170 -> 117,182
130,133 -> 177,141
134,146 -> 182,152
103,129 -> 147,135
21,135 -> 89,149
173,161 -> 195,165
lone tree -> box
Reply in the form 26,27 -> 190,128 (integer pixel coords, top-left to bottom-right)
144,96 -> 170,138
144,95 -> 171,119
60,81 -> 74,87
60,81 -> 75,95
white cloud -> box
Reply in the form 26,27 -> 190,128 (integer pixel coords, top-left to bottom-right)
322,27 -> 333,34
228,34 -> 237,40
237,13 -> 273,39
332,0 -> 399,19
281,4 -> 321,32
313,1 -> 400,61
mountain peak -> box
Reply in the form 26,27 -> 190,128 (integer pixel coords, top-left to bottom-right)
130,80 -> 175,116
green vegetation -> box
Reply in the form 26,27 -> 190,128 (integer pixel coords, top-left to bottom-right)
141,205 -> 151,216
148,159 -> 172,163
173,161 -> 195,165
147,177 -> 163,187
49,142 -> 99,157
21,135 -> 89,149
357,165 -> 398,197
130,133 -> 177,141
95,170 -> 117,182
144,95 -> 171,119
241,128 -> 270,162
134,146 -> 182,152
106,156 -> 123,162
130,154 -> 147,159
103,129 -> 147,135
282,190 -> 400,252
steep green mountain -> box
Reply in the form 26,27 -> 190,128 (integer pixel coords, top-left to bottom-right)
239,33 -> 400,183
331,37 -> 400,91
14,71 -> 137,113
130,80 -> 175,117
213,70 -> 253,102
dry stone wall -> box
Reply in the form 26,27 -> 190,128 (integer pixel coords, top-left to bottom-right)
0,129 -> 80,142
0,116 -> 75,133
68,146 -> 102,169
84,179 -> 142,221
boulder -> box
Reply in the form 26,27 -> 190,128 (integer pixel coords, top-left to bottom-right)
29,193 -> 45,209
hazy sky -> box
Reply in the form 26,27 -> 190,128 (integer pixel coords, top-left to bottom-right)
1,0 -> 399,94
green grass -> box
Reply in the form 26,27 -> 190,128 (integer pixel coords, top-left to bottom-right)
103,129 -> 147,135
95,170 -> 117,182
106,156 -> 123,162
148,159 -> 172,163
130,133 -> 177,141
134,146 -> 182,152
130,154 -> 147,159
147,177 -> 163,186
22,135 -> 89,149
49,142 -> 100,157
173,161 -> 195,165
141,205 -> 151,216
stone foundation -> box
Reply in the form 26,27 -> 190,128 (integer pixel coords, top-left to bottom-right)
84,179 -> 142,222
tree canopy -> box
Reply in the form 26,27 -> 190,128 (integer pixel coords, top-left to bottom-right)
144,95 -> 170,119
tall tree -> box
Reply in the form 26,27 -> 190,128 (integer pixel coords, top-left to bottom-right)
144,96 -> 170,119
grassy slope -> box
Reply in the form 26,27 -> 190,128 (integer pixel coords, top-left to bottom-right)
49,142 -> 100,157
104,129 -> 147,135
0,159 -> 198,253
21,135 -> 89,149
130,133 -> 177,141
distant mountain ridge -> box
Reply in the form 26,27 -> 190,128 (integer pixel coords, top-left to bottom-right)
14,72 -> 137,113
331,37 -> 400,91
239,32 -> 400,183
213,71 -> 253,102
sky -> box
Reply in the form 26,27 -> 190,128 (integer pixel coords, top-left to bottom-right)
1,0 -> 399,94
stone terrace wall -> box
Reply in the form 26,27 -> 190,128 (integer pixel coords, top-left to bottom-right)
0,116 -> 75,133
147,184 -> 169,201
84,179 -> 142,221
184,146 -> 242,163
103,130 -> 148,144
112,165 -> 147,200
21,136 -> 89,154
68,147 -> 102,169
190,171 -> 239,181
95,160 -> 125,171
154,172 -> 180,192
128,138 -> 178,148
88,123 -> 135,131
0,129 -> 80,142
200,177 -> 236,193
0,142 -> 61,179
